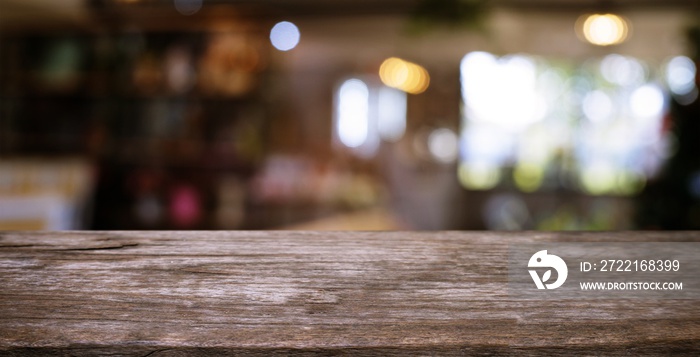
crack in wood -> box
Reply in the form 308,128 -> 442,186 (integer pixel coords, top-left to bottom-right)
0,244 -> 37,248
140,348 -> 174,357
48,243 -> 140,251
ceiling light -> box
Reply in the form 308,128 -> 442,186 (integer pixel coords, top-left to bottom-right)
577,13 -> 629,46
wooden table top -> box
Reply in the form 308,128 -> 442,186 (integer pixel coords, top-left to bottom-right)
1,231 -> 699,355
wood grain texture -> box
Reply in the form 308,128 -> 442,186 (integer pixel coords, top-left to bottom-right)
0,231 -> 699,356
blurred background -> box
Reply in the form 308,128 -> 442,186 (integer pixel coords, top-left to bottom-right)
0,0 -> 699,230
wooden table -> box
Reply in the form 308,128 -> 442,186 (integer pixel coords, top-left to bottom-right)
1,231 -> 699,355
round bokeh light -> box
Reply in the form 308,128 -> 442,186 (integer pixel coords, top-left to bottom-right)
270,21 -> 300,51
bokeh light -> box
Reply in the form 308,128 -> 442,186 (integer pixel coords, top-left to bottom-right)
582,90 -> 614,123
379,57 -> 430,94
336,79 -> 369,148
459,51 -> 667,197
270,21 -> 300,51
174,0 -> 202,16
600,54 -> 645,87
630,84 -> 665,119
579,14 -> 629,46
666,56 -> 697,96
460,124 -> 513,165
580,161 -> 618,195
513,163 -> 544,193
377,87 -> 407,142
460,52 -> 546,131
458,162 -> 501,190
427,128 -> 458,164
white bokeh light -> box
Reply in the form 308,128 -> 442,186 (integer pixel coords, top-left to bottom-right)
461,52 -> 546,132
377,87 -> 407,142
582,90 -> 613,123
630,84 -> 665,119
428,128 -> 459,164
270,21 -> 300,51
337,79 -> 369,148
600,54 -> 645,86
460,124 -> 513,165
666,56 -> 697,96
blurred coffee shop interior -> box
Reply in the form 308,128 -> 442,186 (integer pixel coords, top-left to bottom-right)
0,0 -> 699,231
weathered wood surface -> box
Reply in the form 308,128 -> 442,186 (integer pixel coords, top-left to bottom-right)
0,231 -> 699,356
